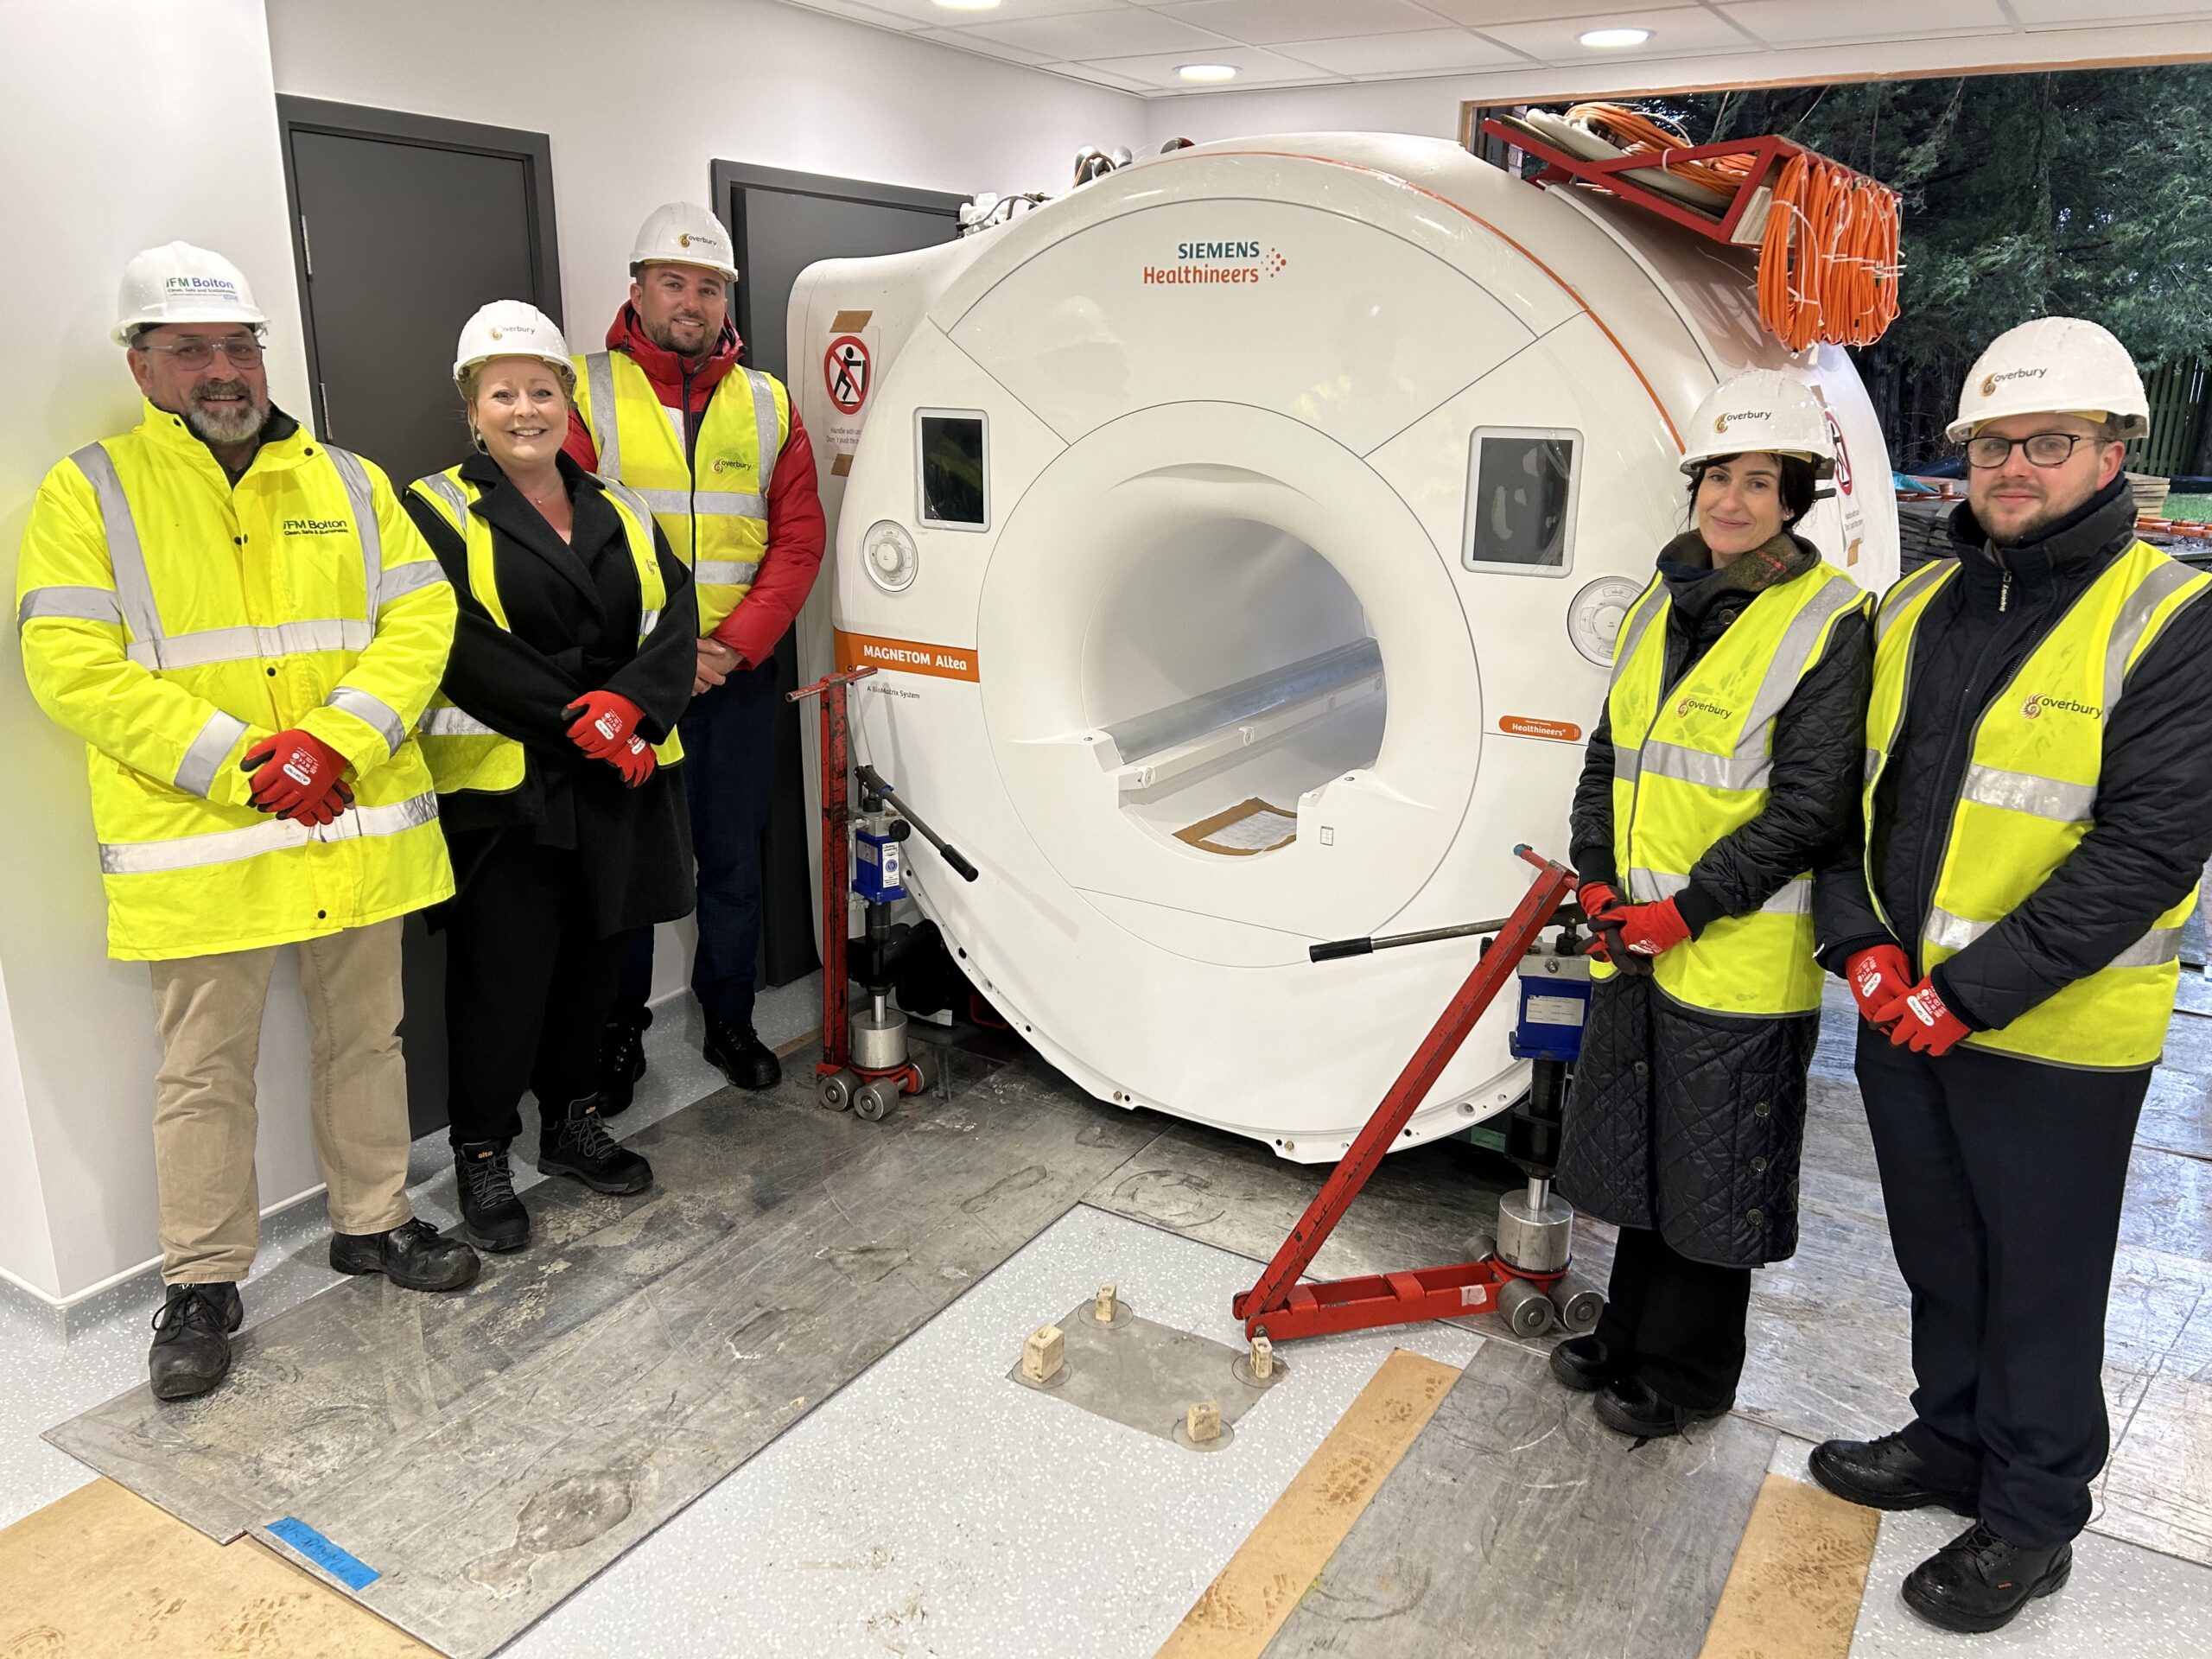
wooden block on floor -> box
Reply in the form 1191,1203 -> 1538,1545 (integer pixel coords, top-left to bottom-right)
1696,1473 -> 1880,1659
0,1478 -> 434,1657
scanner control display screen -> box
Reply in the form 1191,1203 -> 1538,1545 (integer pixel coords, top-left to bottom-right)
920,415 -> 987,527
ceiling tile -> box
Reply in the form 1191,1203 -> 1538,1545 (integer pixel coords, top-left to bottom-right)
963,6 -> 1229,54
1719,0 -> 2012,44
1417,0 -> 1700,24
912,23 -> 1058,60
1078,41 -> 1339,87
1275,27 -> 1532,73
836,0 -> 1139,25
1043,58 -> 1157,89
2007,0 -> 2212,22
1476,4 -> 1760,61
1153,0 -> 1441,46
781,0 -> 931,31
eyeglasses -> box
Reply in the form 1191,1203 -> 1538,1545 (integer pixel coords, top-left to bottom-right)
136,337 -> 265,370
1964,432 -> 2102,469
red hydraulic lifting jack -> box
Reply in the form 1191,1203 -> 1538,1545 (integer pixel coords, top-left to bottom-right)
1234,846 -> 1603,1344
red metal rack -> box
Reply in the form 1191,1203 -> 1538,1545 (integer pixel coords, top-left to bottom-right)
1480,116 -> 1803,249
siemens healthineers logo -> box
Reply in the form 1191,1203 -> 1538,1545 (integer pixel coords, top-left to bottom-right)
1142,239 -> 1292,287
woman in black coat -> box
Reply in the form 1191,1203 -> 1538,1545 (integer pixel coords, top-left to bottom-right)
1550,375 -> 1872,1439
403,302 -> 696,1255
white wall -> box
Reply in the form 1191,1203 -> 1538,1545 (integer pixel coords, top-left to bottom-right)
264,0 -> 1142,341
1140,22 -> 2212,149
0,0 -> 327,1300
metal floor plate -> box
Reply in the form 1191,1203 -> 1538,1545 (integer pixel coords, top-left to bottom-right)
1007,1297 -> 1283,1446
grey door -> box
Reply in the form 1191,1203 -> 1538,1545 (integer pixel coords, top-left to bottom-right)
279,99 -> 563,1138
710,165 -> 967,991
280,98 -> 563,491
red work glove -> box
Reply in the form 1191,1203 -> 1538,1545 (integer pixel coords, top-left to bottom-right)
1847,944 -> 1915,1030
1876,977 -> 1972,1056
562,690 -> 646,761
1609,897 -> 1692,958
608,734 -> 657,790
1576,880 -> 1623,923
241,729 -> 350,822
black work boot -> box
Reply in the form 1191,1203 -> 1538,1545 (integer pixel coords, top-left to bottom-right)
1548,1333 -> 1624,1394
538,1096 -> 652,1194
1903,1521 -> 2071,1633
598,1007 -> 652,1116
454,1141 -> 531,1253
330,1217 -> 481,1291
1593,1376 -> 1728,1439
1810,1430 -> 1980,1516
703,1014 -> 780,1090
149,1281 -> 243,1402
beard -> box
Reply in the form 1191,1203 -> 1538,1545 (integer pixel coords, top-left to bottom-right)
643,312 -> 712,355
181,379 -> 269,445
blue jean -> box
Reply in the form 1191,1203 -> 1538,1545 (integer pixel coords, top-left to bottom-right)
617,656 -> 779,1026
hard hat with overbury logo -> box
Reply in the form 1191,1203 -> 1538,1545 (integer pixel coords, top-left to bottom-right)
631,202 -> 740,282
1948,317 -> 2148,442
1677,370 -> 1836,480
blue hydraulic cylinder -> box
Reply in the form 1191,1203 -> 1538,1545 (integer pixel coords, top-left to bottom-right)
854,811 -> 907,904
1509,946 -> 1590,1065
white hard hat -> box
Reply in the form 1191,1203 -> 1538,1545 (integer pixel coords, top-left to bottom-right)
1947,317 -> 2149,442
452,300 -> 571,388
113,242 -> 267,346
629,202 -> 738,281
1679,370 -> 1836,480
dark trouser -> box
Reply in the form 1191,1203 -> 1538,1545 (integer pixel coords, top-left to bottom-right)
1854,1025 -> 2146,1549
615,657 -> 779,1027
1593,1223 -> 1751,1412
444,840 -> 626,1146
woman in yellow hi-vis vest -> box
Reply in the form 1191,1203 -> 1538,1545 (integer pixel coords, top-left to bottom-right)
1550,372 -> 1872,1440
401,303 -> 697,1255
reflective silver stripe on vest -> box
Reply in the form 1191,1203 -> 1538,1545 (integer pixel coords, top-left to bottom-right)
639,608 -> 661,635
124,619 -> 372,670
1863,746 -> 1880,784
68,443 -> 163,649
328,686 -> 406,757
2103,557 -> 2206,712
1876,559 -> 1956,645
1926,904 -> 2180,972
413,472 -> 469,531
1613,747 -> 1640,786
175,709 -> 248,798
324,445 -> 383,613
694,559 -> 764,587
598,476 -> 654,534
630,485 -> 767,519
378,559 -> 450,605
585,353 -> 620,479
99,791 -> 439,876
418,705 -> 498,737
1605,582 -> 1668,690
1961,762 -> 2096,823
1628,868 -> 1812,916
746,369 -> 779,496
17,585 -> 124,628
1640,740 -> 1765,792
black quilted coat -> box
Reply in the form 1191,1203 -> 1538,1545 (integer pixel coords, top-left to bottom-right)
1554,535 -> 1871,1268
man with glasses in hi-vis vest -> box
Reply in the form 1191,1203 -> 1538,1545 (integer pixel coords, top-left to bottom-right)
563,202 -> 826,1108
1809,317 -> 2212,1635
16,243 -> 480,1403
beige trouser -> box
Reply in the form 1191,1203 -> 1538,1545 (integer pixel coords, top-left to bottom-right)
147,919 -> 415,1283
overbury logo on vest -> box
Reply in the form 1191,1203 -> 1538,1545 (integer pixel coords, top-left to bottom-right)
283,518 -> 352,537
2019,693 -> 2101,720
1675,696 -> 1733,720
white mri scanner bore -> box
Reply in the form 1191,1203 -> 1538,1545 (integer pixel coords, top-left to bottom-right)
789,132 -> 1898,1162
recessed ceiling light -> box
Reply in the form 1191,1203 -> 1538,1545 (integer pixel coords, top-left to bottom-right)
1579,26 -> 1651,48
931,0 -> 1002,10
1178,63 -> 1238,82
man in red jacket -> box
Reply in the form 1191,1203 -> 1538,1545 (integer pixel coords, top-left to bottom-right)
564,201 -> 826,1102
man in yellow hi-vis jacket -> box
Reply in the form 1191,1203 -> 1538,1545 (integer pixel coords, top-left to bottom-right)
16,243 -> 479,1402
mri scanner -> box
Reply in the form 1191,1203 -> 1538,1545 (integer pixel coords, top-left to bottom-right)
787,131 -> 1899,1164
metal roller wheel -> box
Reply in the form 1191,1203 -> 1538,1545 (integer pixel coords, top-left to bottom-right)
1465,1230 -> 1497,1264
817,1071 -> 857,1112
909,1047 -> 942,1092
1549,1275 -> 1604,1335
1495,1274 -> 1554,1340
854,1078 -> 899,1122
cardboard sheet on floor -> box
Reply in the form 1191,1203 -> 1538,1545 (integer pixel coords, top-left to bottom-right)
1267,1341 -> 1777,1657
44,1044 -> 1161,1659
1174,798 -> 1299,855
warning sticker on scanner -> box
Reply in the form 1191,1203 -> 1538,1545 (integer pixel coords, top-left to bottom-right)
836,629 -> 979,682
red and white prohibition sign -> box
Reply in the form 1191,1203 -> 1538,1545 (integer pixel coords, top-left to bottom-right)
825,334 -> 871,415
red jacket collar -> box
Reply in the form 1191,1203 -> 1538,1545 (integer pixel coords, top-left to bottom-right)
605,302 -> 743,409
